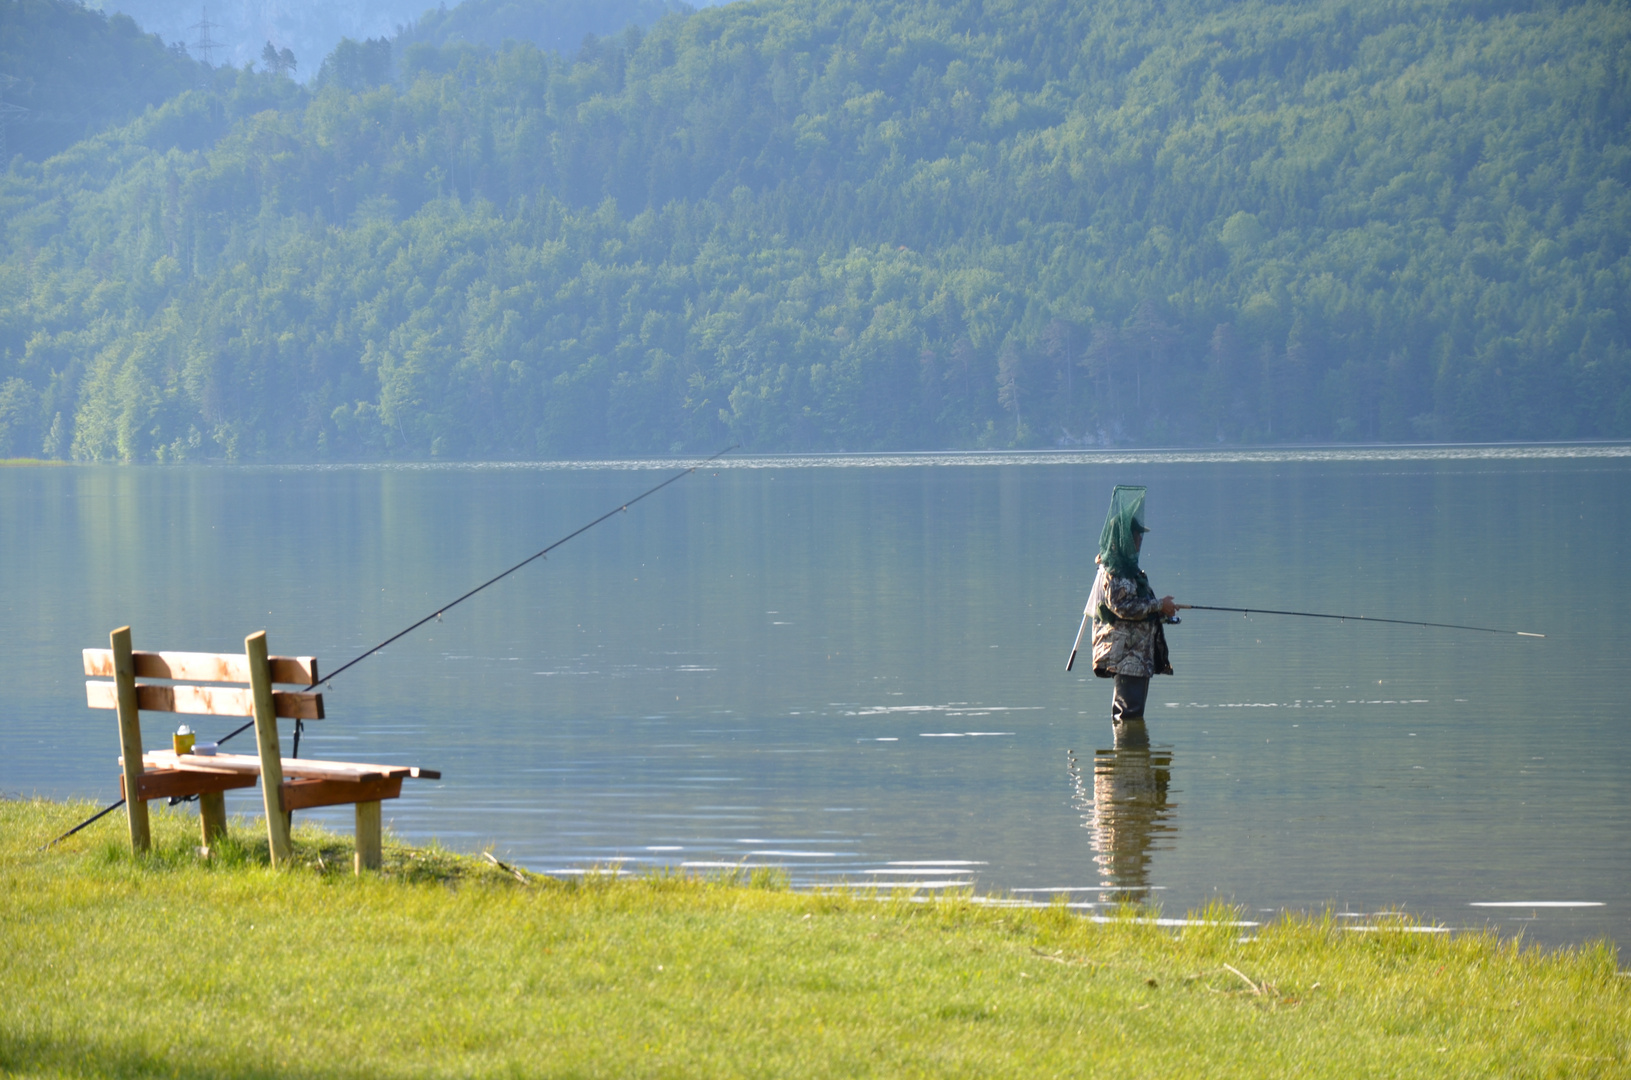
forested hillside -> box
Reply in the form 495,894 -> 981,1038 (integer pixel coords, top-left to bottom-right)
1,0 -> 1627,460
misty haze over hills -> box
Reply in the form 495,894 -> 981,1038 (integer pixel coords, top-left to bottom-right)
0,0 -> 701,162
87,0 -> 710,76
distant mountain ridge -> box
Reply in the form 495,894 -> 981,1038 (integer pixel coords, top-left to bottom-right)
0,0 -> 693,164
86,0 -> 702,79
89,0 -> 427,73
0,0 -> 209,163
397,0 -> 691,56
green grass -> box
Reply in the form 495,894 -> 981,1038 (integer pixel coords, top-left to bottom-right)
2,797 -> 1626,1078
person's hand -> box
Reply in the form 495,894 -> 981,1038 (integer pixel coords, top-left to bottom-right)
1159,596 -> 1177,617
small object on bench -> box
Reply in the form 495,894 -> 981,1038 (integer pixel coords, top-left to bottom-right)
86,627 -> 437,873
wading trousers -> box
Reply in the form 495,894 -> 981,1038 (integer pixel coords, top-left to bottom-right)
1112,674 -> 1150,723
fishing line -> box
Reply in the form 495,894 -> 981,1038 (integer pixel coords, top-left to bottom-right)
1178,604 -> 1544,637
42,445 -> 738,850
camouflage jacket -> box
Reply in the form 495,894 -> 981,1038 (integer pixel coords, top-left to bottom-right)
1089,563 -> 1173,678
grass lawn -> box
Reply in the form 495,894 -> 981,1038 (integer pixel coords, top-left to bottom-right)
2,797 -> 1626,1078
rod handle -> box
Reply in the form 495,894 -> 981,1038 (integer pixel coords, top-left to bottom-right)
1066,605 -> 1092,671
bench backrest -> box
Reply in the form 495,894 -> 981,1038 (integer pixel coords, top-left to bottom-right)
84,650 -> 323,720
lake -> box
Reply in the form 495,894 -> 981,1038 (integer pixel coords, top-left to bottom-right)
4,446 -> 1627,953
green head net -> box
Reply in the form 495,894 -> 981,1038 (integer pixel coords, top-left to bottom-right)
1098,485 -> 1148,578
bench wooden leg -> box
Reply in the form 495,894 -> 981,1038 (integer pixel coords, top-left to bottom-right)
246,631 -> 292,867
198,791 -> 228,852
355,800 -> 382,873
123,790 -> 152,854
111,627 -> 151,854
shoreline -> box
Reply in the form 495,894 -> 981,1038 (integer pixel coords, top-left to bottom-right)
4,438 -> 1630,471
10,791 -> 1619,962
5,796 -> 1626,1076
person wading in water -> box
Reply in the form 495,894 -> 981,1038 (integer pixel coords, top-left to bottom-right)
1086,485 -> 1177,746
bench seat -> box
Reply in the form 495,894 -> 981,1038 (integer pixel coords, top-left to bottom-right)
123,750 -> 441,814
131,750 -> 440,783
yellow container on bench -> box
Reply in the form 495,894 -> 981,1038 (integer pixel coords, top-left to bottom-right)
173,725 -> 195,756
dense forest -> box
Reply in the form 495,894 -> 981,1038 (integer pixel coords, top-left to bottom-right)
0,0 -> 1627,460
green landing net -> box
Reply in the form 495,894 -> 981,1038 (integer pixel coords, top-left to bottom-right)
1097,485 -> 1147,578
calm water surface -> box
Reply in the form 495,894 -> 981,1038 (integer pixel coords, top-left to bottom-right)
4,448 -> 1628,952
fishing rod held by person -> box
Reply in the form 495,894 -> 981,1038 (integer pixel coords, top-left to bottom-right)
1065,602 -> 1092,672
1070,595 -> 1540,672
1175,604 -> 1543,637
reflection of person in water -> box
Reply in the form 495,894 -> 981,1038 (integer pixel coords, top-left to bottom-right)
1069,721 -> 1176,903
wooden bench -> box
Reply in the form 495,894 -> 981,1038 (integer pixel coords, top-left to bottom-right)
86,626 -> 438,872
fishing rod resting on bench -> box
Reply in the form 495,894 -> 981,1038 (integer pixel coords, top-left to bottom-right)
44,445 -> 739,850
